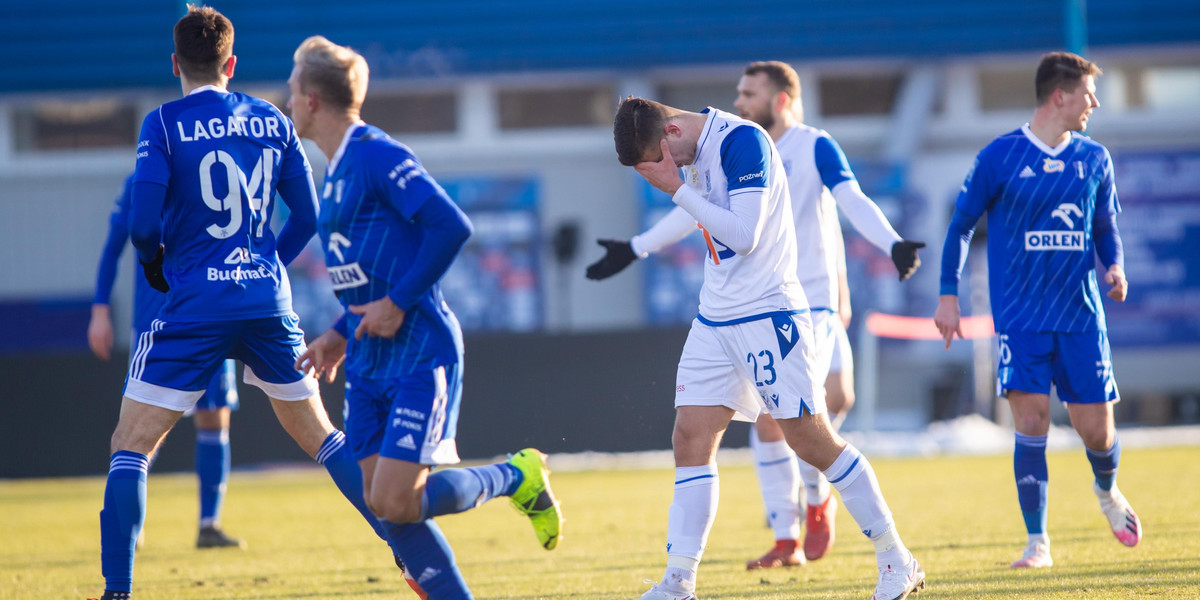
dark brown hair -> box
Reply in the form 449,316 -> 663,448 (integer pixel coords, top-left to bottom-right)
743,60 -> 801,102
613,96 -> 673,166
173,5 -> 234,82
1036,52 -> 1101,105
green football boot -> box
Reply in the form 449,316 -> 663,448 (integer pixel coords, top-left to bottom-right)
507,448 -> 563,550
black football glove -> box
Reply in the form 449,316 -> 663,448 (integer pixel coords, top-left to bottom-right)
140,244 -> 170,293
890,240 -> 926,282
585,239 -> 638,280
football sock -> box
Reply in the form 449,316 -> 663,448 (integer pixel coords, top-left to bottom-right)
797,457 -> 831,508
380,518 -> 472,600
195,428 -> 229,528
315,431 -> 386,540
663,464 -> 718,592
1086,435 -> 1121,492
751,436 -> 801,540
100,451 -> 149,594
823,445 -> 906,569
420,463 -> 522,520
1014,432 -> 1049,535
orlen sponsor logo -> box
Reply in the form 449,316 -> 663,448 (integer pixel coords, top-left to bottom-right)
328,262 -> 368,290
1024,231 -> 1084,251
737,170 -> 764,183
208,266 -> 270,281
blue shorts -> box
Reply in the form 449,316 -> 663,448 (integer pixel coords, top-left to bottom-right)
996,330 -> 1119,404
344,364 -> 462,466
124,314 -> 319,412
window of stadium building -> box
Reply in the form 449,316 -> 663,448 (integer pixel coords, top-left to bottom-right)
817,73 -> 902,117
656,81 -> 738,114
13,99 -> 138,152
978,67 -> 1036,112
497,86 -> 614,130
361,90 -> 458,134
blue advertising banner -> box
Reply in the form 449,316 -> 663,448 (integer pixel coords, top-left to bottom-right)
1105,149 -> 1200,347
638,179 -> 706,325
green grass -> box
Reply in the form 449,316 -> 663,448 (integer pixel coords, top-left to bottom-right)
3,446 -> 1200,599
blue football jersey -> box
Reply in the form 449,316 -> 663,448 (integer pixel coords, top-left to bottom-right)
944,125 -> 1121,332
133,87 -> 312,321
93,174 -> 166,333
318,124 -> 463,379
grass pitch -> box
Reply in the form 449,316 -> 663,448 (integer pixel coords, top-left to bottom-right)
3,446 -> 1199,599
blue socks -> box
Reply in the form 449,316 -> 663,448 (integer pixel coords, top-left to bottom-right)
195,428 -> 230,527
100,451 -> 149,593
380,518 -> 473,599
421,463 -> 522,520
1014,433 -> 1049,535
1086,435 -> 1121,491
316,431 -> 386,540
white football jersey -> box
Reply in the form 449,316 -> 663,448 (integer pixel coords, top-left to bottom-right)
677,109 -> 807,322
775,124 -> 842,311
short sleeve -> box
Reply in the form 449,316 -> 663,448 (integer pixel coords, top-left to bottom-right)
720,125 -> 771,193
813,134 -> 855,190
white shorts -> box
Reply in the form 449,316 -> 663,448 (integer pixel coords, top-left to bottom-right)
675,311 -> 825,422
827,315 -> 854,375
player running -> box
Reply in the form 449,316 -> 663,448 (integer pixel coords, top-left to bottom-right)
89,173 -> 245,550
934,51 -> 1140,569
289,36 -> 562,600
92,7 -> 386,599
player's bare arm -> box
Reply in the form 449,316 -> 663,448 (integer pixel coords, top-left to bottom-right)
1105,264 -> 1128,302
933,295 -> 964,349
635,139 -> 683,195
295,328 -> 347,383
348,296 -> 406,339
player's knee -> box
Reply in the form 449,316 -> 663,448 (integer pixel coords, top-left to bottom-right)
1078,427 -> 1114,451
369,488 -> 422,524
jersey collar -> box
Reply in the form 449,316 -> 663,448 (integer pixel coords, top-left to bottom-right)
187,84 -> 227,96
692,108 -> 720,165
1020,123 -> 1072,157
327,120 -> 368,176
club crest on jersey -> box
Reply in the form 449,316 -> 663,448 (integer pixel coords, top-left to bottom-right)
328,262 -> 367,290
1042,158 -> 1065,173
1074,161 -> 1086,179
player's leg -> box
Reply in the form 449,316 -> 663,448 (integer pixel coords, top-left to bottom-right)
779,412 -> 923,599
98,319 -> 227,599
236,315 -> 385,541
746,415 -> 803,570
1002,331 -> 1057,568
639,321 -> 755,600
1057,331 -> 1140,547
799,316 -> 855,562
193,360 -> 243,548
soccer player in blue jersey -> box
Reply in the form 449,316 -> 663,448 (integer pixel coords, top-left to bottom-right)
287,36 -> 563,600
92,8 -> 387,600
613,96 -> 923,600
935,51 -> 1140,569
89,173 -> 245,550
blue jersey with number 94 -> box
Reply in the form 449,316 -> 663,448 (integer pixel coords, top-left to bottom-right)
133,87 -> 312,321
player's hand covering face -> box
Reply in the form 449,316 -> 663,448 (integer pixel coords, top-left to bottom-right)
636,139 -> 684,195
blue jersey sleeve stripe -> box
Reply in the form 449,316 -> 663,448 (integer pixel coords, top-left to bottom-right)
813,134 -> 854,189
720,125 -> 771,192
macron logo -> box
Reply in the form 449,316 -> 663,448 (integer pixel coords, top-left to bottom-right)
1019,166 -> 1036,179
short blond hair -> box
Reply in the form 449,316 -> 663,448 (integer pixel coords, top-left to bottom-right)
293,35 -> 369,112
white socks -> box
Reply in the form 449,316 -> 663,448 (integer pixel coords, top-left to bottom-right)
750,434 -> 801,540
663,464 -> 718,594
797,456 -> 831,508
823,444 -> 909,570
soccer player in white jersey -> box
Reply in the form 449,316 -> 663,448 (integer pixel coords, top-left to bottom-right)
590,62 -> 925,570
89,173 -> 245,550
91,8 -> 389,599
287,36 -> 563,600
613,97 -> 924,600
935,52 -> 1140,569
